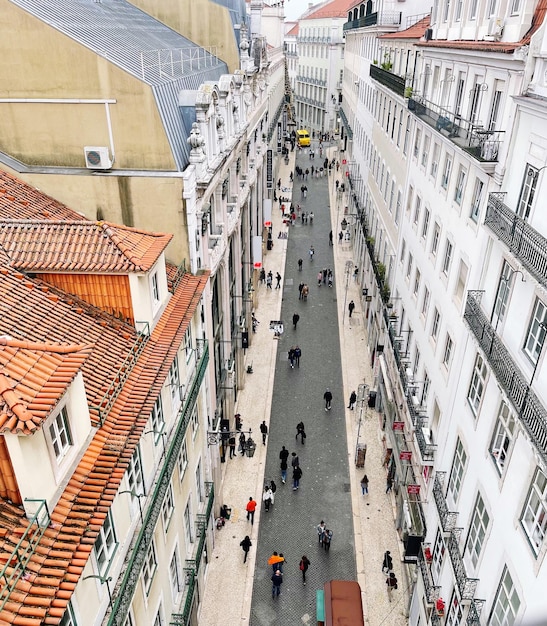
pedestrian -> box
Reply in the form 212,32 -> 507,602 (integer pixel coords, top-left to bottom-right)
275,272 -> 282,289
348,390 -> 357,410
292,312 -> 300,329
246,497 -> 257,524
354,265 -> 359,281
309,211 -> 314,224
268,551 -> 283,571
302,284 -> 309,300
309,246 -> 314,260
290,171 -> 293,182
329,231 -> 333,246
298,282 -> 304,300
271,570 -> 283,598
386,572 -> 398,601
324,388 -> 333,411
239,431 -> 246,456
317,520 -> 326,543
317,271 -> 322,287
280,456 -> 288,484
292,464 -> 303,490
328,273 -> 333,288
235,413 -> 242,431
229,434 -> 236,459
300,184 -> 305,198
348,300 -> 355,318
303,186 -> 307,199
298,258 -> 303,271
322,268 -> 327,284
263,484 -> 273,511
322,529 -> 333,551
382,550 -> 393,573
291,451 -> 300,468
270,479 -> 277,498
294,345 -> 302,367
277,178 -> 281,189
335,180 -> 339,191
260,420 -> 268,445
296,421 -> 306,443
338,231 -> 343,243
386,476 -> 393,493
288,346 -> 295,368
266,271 -> 273,289
299,555 -> 311,584
360,474 -> 369,495
259,268 -> 266,284
280,446 -> 289,464
240,535 -> 252,563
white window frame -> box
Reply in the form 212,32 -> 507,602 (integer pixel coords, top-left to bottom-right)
488,566 -> 521,626
421,287 -> 430,319
523,298 -> 547,364
150,396 -> 165,444
491,261 -> 513,330
151,271 -> 160,305
170,549 -> 183,602
489,402 -> 516,475
442,334 -> 454,369
466,493 -> 490,567
431,308 -> 441,342
421,372 -> 430,407
184,325 -> 193,363
94,510 -> 117,577
448,438 -> 467,502
48,406 -> 73,463
184,499 -> 194,545
127,445 -> 145,500
191,405 -> 199,439
470,178 -> 484,222
142,540 -> 158,595
60,602 -> 78,626
421,208 -> 430,241
520,468 -> 547,556
421,135 -> 430,168
431,223 -> 441,257
517,164 -> 538,220
195,459 -> 204,503
413,196 -> 421,226
431,528 -> 446,579
162,483 -> 175,532
467,353 -> 488,416
178,440 -> 188,481
153,602 -> 163,626
454,166 -> 466,204
413,127 -> 422,159
413,269 -> 421,298
442,240 -> 453,276
430,143 -> 440,179
441,154 -> 453,190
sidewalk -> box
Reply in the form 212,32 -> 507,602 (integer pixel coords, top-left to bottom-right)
198,146 -> 410,625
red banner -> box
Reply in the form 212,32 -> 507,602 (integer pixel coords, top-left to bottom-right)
407,484 -> 421,494
399,450 -> 412,461
393,421 -> 405,431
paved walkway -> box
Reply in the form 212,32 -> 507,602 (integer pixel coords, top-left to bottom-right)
198,145 -> 410,626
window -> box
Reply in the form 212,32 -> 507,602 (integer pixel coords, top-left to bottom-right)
470,178 -> 484,222
488,0 -> 498,16
400,239 -> 406,264
413,346 -> 421,375
488,86 -> 502,131
455,0 -> 463,20
178,440 -> 188,481
169,357 -> 182,408
454,166 -> 466,204
454,260 -> 468,303
413,196 -> 421,226
421,372 -> 430,407
395,190 -> 402,224
492,262 -> 513,329
448,438 -> 467,501
127,445 -> 145,498
442,240 -> 453,275
511,0 -> 521,13
170,550 -> 183,601
441,154 -> 452,190
184,325 -> 193,362
489,567 -> 521,626
123,612 -> 135,626
523,298 -> 547,364
403,115 -> 411,155
468,354 -> 488,416
153,605 -> 163,626
469,0 -> 478,18
521,468 -> 547,555
421,208 -> 430,240
195,460 -> 204,503
421,287 -> 430,318
442,334 -> 454,369
49,407 -> 73,461
191,406 -> 199,438
142,540 -> 158,594
431,529 -> 446,579
413,269 -> 421,297
466,494 -> 490,567
421,135 -> 430,168
431,308 -> 441,341
406,185 -> 414,214
406,254 -> 413,280
517,164 -> 538,220
94,511 -> 117,576
431,223 -> 441,257
60,603 -> 77,626
162,483 -> 175,531
150,396 -> 165,443
443,0 -> 451,21
413,128 -> 421,159
151,272 -> 160,304
454,74 -> 465,115
430,143 -> 440,179
184,499 -> 194,545
489,402 -> 516,474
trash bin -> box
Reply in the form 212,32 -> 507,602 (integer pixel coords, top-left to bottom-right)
246,437 -> 257,457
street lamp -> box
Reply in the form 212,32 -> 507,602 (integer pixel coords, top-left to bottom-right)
119,490 -> 146,524
144,429 -> 167,458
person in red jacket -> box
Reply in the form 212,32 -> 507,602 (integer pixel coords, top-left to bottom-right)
246,497 -> 257,525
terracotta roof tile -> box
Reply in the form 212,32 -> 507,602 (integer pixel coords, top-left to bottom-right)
0,221 -> 172,273
0,172 -> 83,222
380,15 -> 430,39
304,0 -> 355,19
286,23 -> 298,36
0,266 -> 209,624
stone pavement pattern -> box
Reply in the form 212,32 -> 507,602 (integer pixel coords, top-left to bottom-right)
198,145 -> 410,626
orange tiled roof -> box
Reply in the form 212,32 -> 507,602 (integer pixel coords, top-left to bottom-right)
380,15 -> 430,39
0,338 -> 91,435
0,220 -> 172,273
0,266 -> 209,625
0,171 -> 84,221
416,0 -> 546,52
305,0 -> 356,20
286,22 -> 299,36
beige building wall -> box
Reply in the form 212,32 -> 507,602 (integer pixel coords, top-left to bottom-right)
130,0 -> 241,72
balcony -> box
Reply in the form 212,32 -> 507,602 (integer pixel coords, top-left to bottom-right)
485,192 -> 547,289
107,341 -> 209,626
464,291 -> 547,466
467,599 -> 485,626
370,64 -> 406,97
418,549 -> 441,606
338,106 -> 353,140
343,11 -> 402,32
432,473 -> 458,533
407,97 -> 504,164
447,528 -> 479,600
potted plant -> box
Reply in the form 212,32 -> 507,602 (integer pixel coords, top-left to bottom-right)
404,86 -> 413,99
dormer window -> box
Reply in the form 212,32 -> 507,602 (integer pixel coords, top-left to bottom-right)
151,271 -> 160,306
49,407 -> 73,462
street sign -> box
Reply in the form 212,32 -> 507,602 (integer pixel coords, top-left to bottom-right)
393,421 -> 405,431
407,484 -> 421,494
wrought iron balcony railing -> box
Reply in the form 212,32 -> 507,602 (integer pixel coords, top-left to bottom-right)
338,106 -> 353,140
107,341 -> 209,626
370,64 -> 406,97
464,291 -> 547,466
467,598 -> 485,626
343,11 -> 402,31
485,192 -> 547,289
447,528 -> 479,600
432,473 -> 458,533
407,97 -> 504,163
417,549 -> 441,606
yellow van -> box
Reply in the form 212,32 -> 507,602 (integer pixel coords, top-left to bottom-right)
296,129 -> 311,147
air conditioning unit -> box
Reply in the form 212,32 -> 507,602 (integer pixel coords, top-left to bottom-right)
424,28 -> 433,41
84,146 -> 112,170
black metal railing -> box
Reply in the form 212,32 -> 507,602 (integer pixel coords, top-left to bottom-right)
414,416 -> 436,462
107,342 -> 209,626
447,528 -> 479,600
338,106 -> 353,140
485,192 -> 547,289
407,97 -> 504,163
432,473 -> 458,533
467,598 -> 485,626
370,64 -> 406,97
464,291 -> 547,466
417,549 -> 441,606
343,11 -> 402,31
